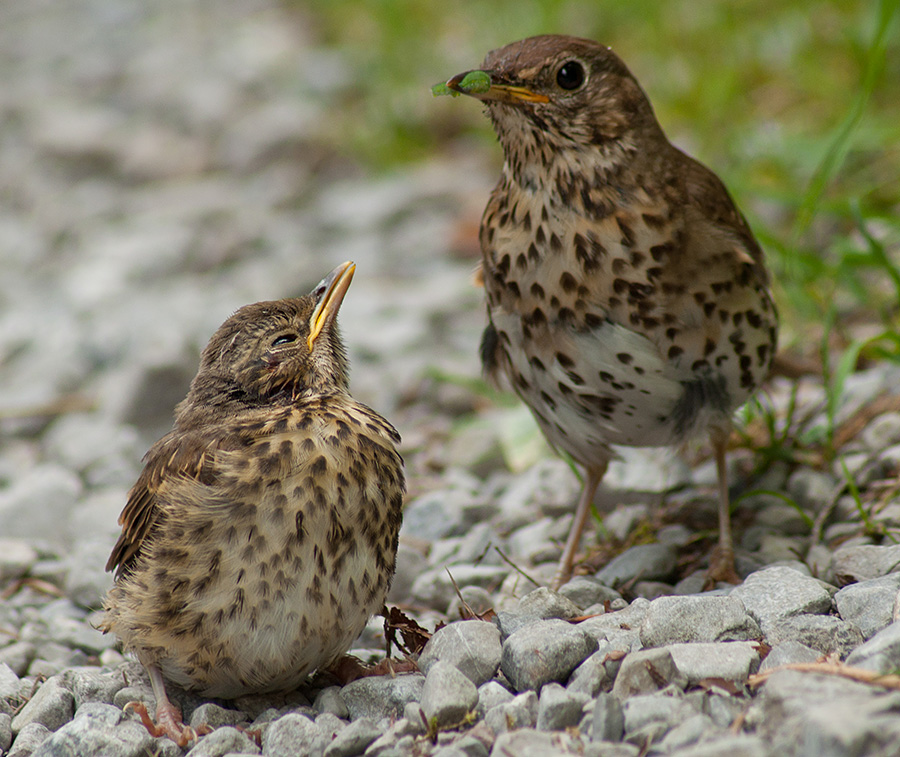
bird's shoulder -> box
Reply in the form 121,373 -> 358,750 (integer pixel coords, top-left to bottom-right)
105,421 -> 249,578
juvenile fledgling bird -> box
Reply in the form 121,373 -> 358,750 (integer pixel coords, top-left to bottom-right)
440,35 -> 777,587
101,262 -> 405,744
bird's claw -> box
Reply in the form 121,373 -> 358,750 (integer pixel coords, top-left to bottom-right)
124,700 -> 196,747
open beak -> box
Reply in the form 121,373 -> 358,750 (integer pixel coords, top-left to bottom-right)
307,261 -> 355,350
446,70 -> 549,104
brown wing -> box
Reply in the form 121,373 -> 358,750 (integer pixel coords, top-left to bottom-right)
105,429 -> 222,579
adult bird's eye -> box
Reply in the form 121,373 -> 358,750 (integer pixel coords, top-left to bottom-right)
556,61 -> 585,90
272,333 -> 297,347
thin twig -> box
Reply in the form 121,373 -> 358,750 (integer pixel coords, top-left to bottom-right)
748,661 -> 900,690
493,546 -> 541,588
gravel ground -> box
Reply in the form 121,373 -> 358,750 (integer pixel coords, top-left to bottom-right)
3,2 -> 900,756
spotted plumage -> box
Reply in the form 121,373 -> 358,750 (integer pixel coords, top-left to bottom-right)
101,262 -> 404,743
444,35 -> 777,586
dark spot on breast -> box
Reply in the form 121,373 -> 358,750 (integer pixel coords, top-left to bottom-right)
560,272 -> 577,292
642,212 -> 667,229
616,353 -> 633,365
611,258 -> 627,275
650,241 -> 675,260
668,345 -> 684,359
616,217 -> 635,247
530,282 -> 545,299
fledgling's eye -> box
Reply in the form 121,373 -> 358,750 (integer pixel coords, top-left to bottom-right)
271,333 -> 298,347
556,60 -> 585,90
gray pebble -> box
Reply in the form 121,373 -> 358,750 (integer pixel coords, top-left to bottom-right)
63,666 -> 127,708
0,663 -> 20,701
846,620 -> 900,673
765,614 -> 864,658
401,488 -> 474,541
506,517 -> 563,564
831,544 -> 900,585
0,642 -> 37,676
786,468 -> 837,509
418,620 -> 501,686
313,686 -> 349,719
535,683 -> 588,731
755,669 -> 900,756
667,642 -> 760,684
475,681 -> 513,717
577,598 -> 650,643
665,734 -> 769,757
189,703 -> 247,730
834,573 -> 900,639
410,565 -> 508,613
861,411 -> 900,449
261,713 -> 323,757
446,586 -> 496,620
7,722 -> 52,757
566,644 -> 621,698
11,676 -> 74,734
758,640 -> 822,672
323,717 -> 380,757
632,581 -> 673,600
315,712 -> 346,741
185,726 -> 260,756
444,733 -> 489,757
501,619 -> 598,692
622,692 -> 695,742
419,660 -> 477,729
595,544 -> 677,588
515,587 -> 582,621
729,566 -> 833,635
591,692 -> 624,742
612,649 -> 687,698
490,728 -> 585,756
0,713 -> 10,753
557,576 -> 622,610
0,540 -> 38,583
339,675 -> 424,722
483,691 -> 537,735
659,712 -> 719,751
400,703 -> 428,735
639,596 -> 761,647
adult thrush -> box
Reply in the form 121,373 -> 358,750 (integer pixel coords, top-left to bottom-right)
442,35 -> 777,587
101,262 -> 405,744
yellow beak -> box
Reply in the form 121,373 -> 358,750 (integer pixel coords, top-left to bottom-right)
307,261 -> 356,350
446,71 -> 549,104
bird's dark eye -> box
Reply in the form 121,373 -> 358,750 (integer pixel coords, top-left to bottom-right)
556,61 -> 585,90
272,333 -> 297,347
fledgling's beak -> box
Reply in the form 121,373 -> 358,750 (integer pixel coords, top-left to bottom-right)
307,261 -> 355,350
446,70 -> 549,104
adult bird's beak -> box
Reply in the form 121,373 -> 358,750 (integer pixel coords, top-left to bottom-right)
445,70 -> 549,104
307,261 -> 355,350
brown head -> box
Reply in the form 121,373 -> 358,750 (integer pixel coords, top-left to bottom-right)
446,35 -> 666,183
176,262 -> 355,424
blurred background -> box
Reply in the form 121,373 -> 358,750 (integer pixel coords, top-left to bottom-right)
0,0 -> 899,577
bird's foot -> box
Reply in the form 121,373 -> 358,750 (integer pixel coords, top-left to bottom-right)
124,700 -> 196,747
703,545 -> 741,590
